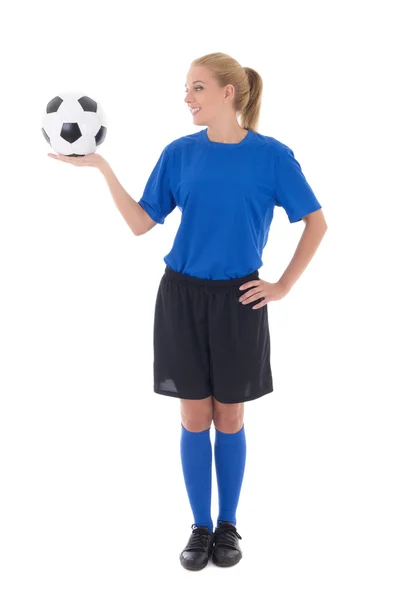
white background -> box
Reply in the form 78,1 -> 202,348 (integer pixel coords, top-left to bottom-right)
1,0 -> 399,598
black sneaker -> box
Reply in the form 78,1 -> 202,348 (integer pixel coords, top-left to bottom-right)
179,524 -> 214,571
212,521 -> 243,567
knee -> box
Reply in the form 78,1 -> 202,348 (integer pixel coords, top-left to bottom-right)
212,398 -> 244,433
182,418 -> 212,432
180,397 -> 213,432
213,417 -> 244,434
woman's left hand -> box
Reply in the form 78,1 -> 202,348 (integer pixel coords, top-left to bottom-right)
238,279 -> 289,309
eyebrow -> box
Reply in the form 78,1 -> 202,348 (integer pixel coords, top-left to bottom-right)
184,80 -> 205,87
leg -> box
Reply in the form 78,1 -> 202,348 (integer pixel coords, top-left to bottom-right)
180,395 -> 214,432
212,396 -> 247,527
212,396 -> 244,433
180,395 -> 214,532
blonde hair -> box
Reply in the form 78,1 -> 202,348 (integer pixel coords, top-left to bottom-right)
190,52 -> 263,132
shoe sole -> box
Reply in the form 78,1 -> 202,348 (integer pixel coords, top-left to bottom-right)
180,560 -> 209,571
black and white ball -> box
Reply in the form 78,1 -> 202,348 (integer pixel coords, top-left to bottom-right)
41,92 -> 107,156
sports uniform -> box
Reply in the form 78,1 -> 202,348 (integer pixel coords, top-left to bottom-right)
138,126 -> 322,569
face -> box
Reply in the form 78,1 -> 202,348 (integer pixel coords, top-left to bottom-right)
184,66 -> 235,124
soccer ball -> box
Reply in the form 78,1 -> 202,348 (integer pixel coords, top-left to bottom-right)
41,92 -> 107,156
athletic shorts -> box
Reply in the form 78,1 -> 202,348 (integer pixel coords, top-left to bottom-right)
153,266 -> 273,404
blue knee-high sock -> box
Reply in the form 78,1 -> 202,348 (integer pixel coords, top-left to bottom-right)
180,424 -> 213,533
214,424 -> 247,527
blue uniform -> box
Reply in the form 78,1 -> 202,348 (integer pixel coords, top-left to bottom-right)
138,128 -> 322,280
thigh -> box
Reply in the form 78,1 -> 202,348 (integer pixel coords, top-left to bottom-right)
180,396 -> 213,431
208,285 -> 273,404
153,275 -> 212,399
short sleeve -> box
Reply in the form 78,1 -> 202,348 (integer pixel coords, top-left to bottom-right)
138,146 -> 176,225
274,144 -> 322,223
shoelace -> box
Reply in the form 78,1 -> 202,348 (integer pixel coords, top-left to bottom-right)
214,524 -> 242,547
185,524 -> 212,550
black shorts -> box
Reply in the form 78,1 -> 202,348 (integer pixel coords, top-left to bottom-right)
153,266 -> 273,404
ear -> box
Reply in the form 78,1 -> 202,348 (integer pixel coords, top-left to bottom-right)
224,83 -> 235,101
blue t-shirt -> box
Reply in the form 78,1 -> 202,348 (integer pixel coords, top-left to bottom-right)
138,127 -> 322,280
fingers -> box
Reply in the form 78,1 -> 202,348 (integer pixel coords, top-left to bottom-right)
48,153 -> 70,161
240,294 -> 262,305
239,285 -> 262,303
47,153 -> 99,168
48,154 -> 83,167
252,299 -> 268,310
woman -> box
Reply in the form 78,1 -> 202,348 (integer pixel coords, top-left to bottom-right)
48,52 -> 328,571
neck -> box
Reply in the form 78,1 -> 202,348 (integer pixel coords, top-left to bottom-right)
206,124 -> 248,144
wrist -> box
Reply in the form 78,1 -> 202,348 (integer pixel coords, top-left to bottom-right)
99,159 -> 111,175
277,279 -> 292,294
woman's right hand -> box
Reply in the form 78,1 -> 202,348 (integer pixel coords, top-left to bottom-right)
48,152 -> 108,170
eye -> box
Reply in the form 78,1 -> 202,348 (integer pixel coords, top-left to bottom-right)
184,86 -> 203,93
